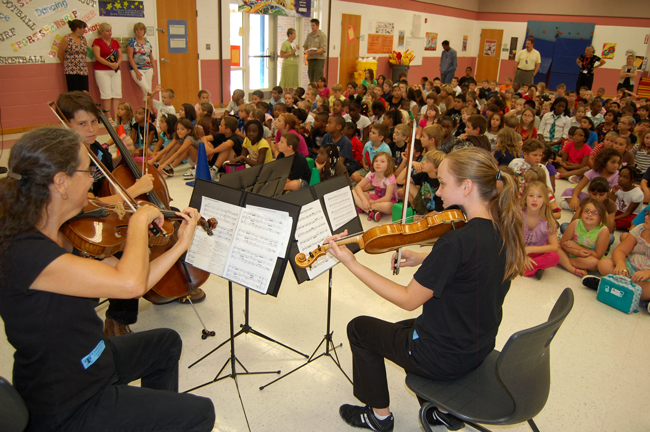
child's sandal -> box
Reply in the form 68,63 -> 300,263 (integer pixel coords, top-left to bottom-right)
367,211 -> 374,221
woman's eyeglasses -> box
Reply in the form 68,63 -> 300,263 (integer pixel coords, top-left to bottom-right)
582,209 -> 600,216
76,166 -> 98,177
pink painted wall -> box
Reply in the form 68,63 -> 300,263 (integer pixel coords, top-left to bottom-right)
0,62 -> 155,130
200,59 -> 230,105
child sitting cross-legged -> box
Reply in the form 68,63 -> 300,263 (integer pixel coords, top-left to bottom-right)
353,151 -> 397,222
351,123 -> 391,184
277,132 -> 311,191
402,150 -> 446,215
611,165 -> 644,230
229,119 -> 273,166
556,127 -> 592,181
582,208 -> 650,302
520,181 -> 560,279
315,144 -> 349,183
561,147 -> 620,211
557,198 -> 610,277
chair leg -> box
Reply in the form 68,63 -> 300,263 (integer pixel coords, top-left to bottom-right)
464,421 -> 493,432
418,402 -> 435,432
528,419 -> 541,432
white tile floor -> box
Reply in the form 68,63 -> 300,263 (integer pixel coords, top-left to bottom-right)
2,140 -> 650,432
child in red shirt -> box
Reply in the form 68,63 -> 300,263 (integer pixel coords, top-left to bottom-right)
343,122 -> 364,168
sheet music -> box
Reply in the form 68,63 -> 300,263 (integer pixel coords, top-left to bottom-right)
323,186 -> 357,231
223,206 -> 292,294
294,200 -> 339,279
186,198 -> 242,276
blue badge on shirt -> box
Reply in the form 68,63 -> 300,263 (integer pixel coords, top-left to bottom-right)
81,340 -> 106,370
412,329 -> 419,340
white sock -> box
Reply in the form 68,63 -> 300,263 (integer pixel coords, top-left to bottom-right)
373,409 -> 391,420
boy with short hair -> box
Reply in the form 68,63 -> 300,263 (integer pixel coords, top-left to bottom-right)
277,132 -> 311,191
224,89 -> 245,117
556,83 -> 566,98
499,77 -> 513,92
445,94 -> 465,125
638,105 -> 649,121
454,115 -> 490,151
322,115 -> 354,172
487,80 -> 499,100
596,87 -> 606,104
586,100 -> 605,127
615,135 -> 636,167
390,123 -> 411,167
203,116 -> 244,173
351,123 -> 391,183
309,111 -> 329,157
407,150 -> 446,215
343,121 -> 364,168
329,83 -> 346,107
421,124 -> 444,152
147,84 -> 177,127
270,86 -> 283,108
566,91 -> 577,114
451,77 -> 462,96
251,90 -> 265,105
509,138 -> 553,191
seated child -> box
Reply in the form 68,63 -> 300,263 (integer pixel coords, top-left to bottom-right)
557,198 -> 610,277
131,107 -> 158,156
521,181 -> 560,279
389,124 -> 410,168
561,177 -> 617,246
343,121 -> 364,170
611,165 -> 644,230
277,133 -> 311,191
152,113 -> 177,154
509,139 -> 553,192
353,151 -> 397,222
403,150 -> 445,215
493,128 -> 519,166
520,166 -> 561,218
351,123 -> 391,183
315,144 -> 349,183
157,119 -> 199,177
322,115 -> 354,173
309,112 -> 329,158
583,208 -> 650,301
230,119 -> 273,166
436,116 -> 458,153
561,147 -> 620,211
452,115 -> 491,151
203,116 -> 243,172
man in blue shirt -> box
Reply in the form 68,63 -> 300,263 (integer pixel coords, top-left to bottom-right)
439,40 -> 457,84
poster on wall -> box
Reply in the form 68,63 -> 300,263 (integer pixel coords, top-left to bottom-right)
367,34 -> 393,54
508,37 -> 518,60
425,32 -> 437,51
375,22 -> 394,35
635,56 -> 646,70
411,14 -> 421,38
462,35 -> 468,52
397,31 -> 405,48
601,43 -> 616,59
99,1 -> 144,18
237,0 -> 311,18
483,40 -> 496,56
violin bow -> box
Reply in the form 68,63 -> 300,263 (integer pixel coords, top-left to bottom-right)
142,103 -> 149,175
393,118 -> 418,275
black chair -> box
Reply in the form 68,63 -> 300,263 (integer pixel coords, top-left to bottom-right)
406,288 -> 574,432
0,375 -> 29,432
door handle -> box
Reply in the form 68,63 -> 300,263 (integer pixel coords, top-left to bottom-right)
156,28 -> 165,33
161,58 -> 171,63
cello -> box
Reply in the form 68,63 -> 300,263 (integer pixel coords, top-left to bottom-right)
49,100 -> 213,304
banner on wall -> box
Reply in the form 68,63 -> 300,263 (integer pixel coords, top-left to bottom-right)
237,0 -> 310,18
508,37 -> 518,60
462,35 -> 467,52
601,43 -> 616,59
99,1 -> 144,18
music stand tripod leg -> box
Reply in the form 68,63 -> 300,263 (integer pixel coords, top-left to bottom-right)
182,295 -> 216,340
260,269 -> 353,390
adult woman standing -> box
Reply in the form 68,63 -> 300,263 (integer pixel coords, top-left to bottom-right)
279,27 -> 299,92
92,22 -> 122,121
127,22 -> 156,102
0,127 -> 215,431
618,50 -> 638,94
57,19 -> 89,92
327,147 -> 526,431
575,45 -> 605,92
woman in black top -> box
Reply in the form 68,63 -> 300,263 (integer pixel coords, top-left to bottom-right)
327,148 -> 526,431
0,128 -> 215,431
575,45 -> 606,92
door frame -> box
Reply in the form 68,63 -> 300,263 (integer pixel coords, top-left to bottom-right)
475,29 -> 503,83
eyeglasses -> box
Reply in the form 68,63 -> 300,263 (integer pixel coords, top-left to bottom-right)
76,166 -> 98,177
582,209 -> 600,216
644,209 -> 650,216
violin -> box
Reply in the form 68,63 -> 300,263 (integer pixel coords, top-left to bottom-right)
62,198 -> 217,259
295,209 -> 467,269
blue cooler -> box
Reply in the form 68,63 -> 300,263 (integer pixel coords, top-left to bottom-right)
596,274 -> 642,314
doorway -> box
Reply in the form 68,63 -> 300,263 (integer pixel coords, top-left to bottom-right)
155,0 -> 199,110
475,29 -> 503,83
339,14 -> 360,88
229,3 -> 277,98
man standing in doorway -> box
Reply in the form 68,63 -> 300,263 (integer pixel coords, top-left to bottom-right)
514,37 -> 541,86
439,40 -> 457,84
304,18 -> 327,83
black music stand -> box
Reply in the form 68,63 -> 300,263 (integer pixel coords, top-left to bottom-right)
261,177 -> 361,389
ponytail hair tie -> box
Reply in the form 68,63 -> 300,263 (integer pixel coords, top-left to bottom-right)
496,170 -> 502,181
7,171 -> 27,187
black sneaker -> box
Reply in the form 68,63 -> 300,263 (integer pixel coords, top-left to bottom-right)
339,404 -> 394,431
162,164 -> 174,177
582,275 -> 601,291
534,269 -> 544,280
425,407 -> 465,431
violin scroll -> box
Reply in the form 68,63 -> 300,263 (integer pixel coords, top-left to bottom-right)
198,217 -> 218,236
295,244 -> 329,269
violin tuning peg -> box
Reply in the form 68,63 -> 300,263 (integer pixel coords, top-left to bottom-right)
309,252 -> 314,258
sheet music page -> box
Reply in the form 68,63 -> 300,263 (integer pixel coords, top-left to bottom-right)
245,206 -> 292,258
185,197 -> 242,277
323,186 -> 357,231
223,206 -> 290,294
294,200 -> 339,279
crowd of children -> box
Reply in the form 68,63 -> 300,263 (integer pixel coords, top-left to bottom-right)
113,70 -> 650,303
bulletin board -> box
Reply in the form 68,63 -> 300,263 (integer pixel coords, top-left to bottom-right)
404,37 -> 423,66
367,34 -> 394,54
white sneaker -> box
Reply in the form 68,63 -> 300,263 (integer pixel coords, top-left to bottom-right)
210,166 -> 220,182
568,175 -> 581,184
183,167 -> 196,178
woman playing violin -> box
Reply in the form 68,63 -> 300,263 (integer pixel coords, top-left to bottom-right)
327,148 -> 526,431
0,128 -> 215,431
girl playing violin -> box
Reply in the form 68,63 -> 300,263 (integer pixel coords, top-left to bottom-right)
0,127 -> 215,431
326,147 -> 526,432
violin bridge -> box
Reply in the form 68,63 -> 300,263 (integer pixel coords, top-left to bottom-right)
114,202 -> 126,220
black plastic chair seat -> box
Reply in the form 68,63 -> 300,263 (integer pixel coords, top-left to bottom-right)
0,376 -> 29,432
406,351 -> 515,424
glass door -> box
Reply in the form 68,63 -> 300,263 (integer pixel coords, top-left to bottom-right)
229,4 -> 276,97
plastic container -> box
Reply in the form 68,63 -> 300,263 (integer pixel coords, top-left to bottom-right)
356,58 -> 378,85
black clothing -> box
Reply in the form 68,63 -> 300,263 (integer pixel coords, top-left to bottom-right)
309,127 -> 327,157
65,74 -> 89,92
444,107 -> 462,125
452,135 -> 491,152
412,218 -> 509,376
388,141 -> 407,167
90,141 -> 113,197
458,76 -> 477,87
388,96 -> 402,111
208,133 -> 243,167
411,172 -> 443,212
278,152 -> 311,183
